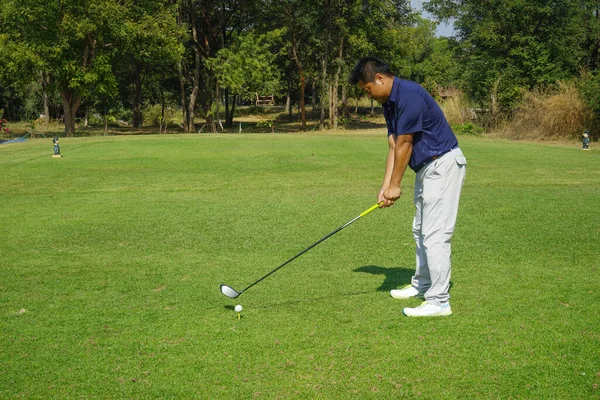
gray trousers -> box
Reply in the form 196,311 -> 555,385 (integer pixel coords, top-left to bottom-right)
411,148 -> 466,305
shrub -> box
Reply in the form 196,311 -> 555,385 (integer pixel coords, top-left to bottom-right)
494,81 -> 592,140
575,71 -> 600,140
143,104 -> 180,127
452,122 -> 483,136
439,89 -> 474,126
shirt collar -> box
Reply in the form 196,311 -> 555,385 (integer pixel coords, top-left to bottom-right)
383,76 -> 400,109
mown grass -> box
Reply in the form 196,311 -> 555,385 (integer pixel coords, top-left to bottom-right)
1,133 -> 599,399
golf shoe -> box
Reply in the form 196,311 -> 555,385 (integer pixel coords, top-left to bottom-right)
402,301 -> 452,317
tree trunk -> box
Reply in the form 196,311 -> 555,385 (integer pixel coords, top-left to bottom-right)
299,71 -> 306,129
289,7 -> 306,130
341,85 -> 348,119
188,89 -> 197,132
187,21 -> 202,133
229,95 -> 236,126
60,89 -> 82,137
287,79 -> 293,122
59,34 -> 94,136
41,71 -> 50,125
332,84 -> 338,129
132,63 -> 143,128
320,70 -> 326,130
332,36 -> 343,130
199,71 -> 213,130
178,62 -> 188,132
320,76 -> 327,131
215,83 -> 221,128
224,88 -> 232,127
329,83 -> 334,126
160,83 -> 165,134
104,106 -> 108,134
311,80 -> 316,109
177,8 -> 202,134
319,1 -> 331,131
225,91 -> 236,127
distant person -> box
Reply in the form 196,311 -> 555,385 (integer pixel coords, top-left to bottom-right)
52,136 -> 61,157
349,57 -> 467,317
583,130 -> 590,150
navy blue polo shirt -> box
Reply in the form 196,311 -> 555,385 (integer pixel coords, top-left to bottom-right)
382,77 -> 458,172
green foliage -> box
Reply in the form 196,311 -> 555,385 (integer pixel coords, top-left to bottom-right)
451,121 -> 483,136
142,103 -> 179,127
3,0 -> 600,135
576,71 -> 600,120
414,37 -> 460,87
344,0 -> 415,79
86,113 -> 106,126
207,30 -> 284,97
88,103 -> 132,126
256,119 -> 275,132
337,114 -> 351,126
0,0 -> 182,134
426,0 -> 593,115
421,77 -> 440,100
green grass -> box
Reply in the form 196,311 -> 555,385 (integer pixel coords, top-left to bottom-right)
1,133 -> 599,399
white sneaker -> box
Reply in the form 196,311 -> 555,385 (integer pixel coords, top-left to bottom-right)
390,285 -> 419,299
402,301 -> 452,317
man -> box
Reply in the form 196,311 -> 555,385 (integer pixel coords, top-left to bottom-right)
349,57 -> 467,317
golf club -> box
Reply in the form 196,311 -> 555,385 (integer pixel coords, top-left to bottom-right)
220,202 -> 382,298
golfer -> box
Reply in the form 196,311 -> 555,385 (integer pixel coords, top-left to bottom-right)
349,57 -> 467,317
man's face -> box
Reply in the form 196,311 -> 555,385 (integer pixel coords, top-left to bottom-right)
357,73 -> 390,104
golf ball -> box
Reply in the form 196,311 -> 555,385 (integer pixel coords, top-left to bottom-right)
235,305 -> 243,313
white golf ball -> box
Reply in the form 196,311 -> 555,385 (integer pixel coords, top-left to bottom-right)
235,305 -> 243,313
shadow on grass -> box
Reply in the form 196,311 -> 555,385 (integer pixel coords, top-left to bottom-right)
353,265 -> 414,292
219,265 -> 414,309
252,290 -> 374,309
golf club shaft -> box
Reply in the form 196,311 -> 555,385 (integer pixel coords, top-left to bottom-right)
239,202 -> 381,294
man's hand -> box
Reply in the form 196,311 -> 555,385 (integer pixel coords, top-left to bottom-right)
378,185 -> 402,207
378,133 -> 412,208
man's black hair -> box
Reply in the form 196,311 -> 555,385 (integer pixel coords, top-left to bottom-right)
348,57 -> 393,85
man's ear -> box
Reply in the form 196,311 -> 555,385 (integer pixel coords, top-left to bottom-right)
375,73 -> 391,85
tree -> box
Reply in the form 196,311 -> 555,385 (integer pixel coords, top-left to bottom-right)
177,0 -> 259,133
114,0 -> 183,128
343,0 -> 415,111
258,0 -> 318,130
408,17 -> 459,88
284,0 -> 314,130
207,30 -> 283,127
425,0 -> 589,116
0,0 -> 136,136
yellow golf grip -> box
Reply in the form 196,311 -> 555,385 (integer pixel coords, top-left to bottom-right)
359,202 -> 383,217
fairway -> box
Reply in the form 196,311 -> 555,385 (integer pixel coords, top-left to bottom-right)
1,133 -> 599,398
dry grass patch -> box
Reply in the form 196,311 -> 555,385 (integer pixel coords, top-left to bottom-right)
493,82 -> 592,140
440,88 -> 474,125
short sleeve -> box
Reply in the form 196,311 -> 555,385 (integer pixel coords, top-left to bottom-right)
397,92 -> 424,135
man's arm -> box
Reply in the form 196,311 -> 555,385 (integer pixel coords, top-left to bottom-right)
378,134 -> 396,206
380,133 -> 413,207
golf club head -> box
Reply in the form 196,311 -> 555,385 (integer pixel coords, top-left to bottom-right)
220,284 -> 241,299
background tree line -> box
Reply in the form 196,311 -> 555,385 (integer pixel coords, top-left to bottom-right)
1,0 -> 600,137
